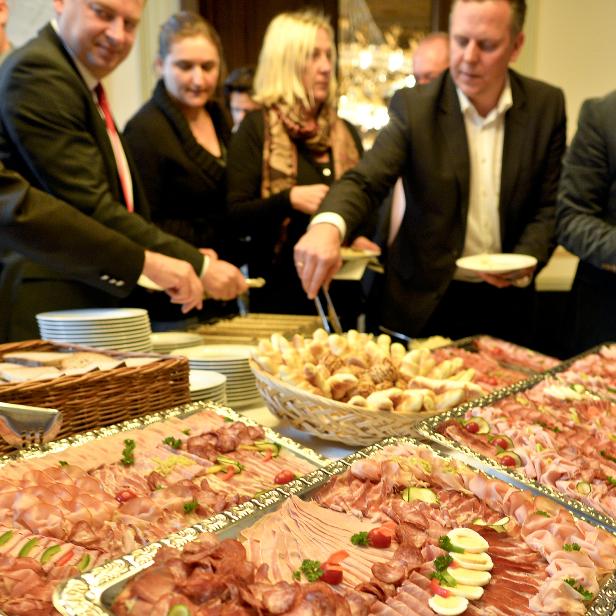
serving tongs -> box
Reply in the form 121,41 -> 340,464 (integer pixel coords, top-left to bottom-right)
314,287 -> 343,334
0,401 -> 63,449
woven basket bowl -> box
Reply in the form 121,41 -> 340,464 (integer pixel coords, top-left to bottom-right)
251,361 -> 441,446
0,340 -> 190,454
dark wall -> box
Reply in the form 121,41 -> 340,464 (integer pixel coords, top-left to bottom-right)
195,0 -> 339,71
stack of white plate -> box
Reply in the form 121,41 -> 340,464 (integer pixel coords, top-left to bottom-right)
189,370 -> 226,404
36,308 -> 152,352
173,345 -> 261,408
151,331 -> 203,354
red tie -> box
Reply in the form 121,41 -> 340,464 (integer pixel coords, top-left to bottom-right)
95,83 -> 134,212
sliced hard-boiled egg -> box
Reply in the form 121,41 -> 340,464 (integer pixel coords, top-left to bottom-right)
442,583 -> 485,601
447,527 -> 489,553
450,550 -> 493,571
447,566 -> 491,587
428,594 -> 469,615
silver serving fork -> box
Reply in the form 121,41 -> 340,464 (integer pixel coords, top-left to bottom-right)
314,287 -> 343,334
0,402 -> 63,449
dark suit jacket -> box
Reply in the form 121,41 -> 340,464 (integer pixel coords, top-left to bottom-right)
124,80 -> 232,254
0,25 -> 204,289
318,69 -> 566,335
557,90 -> 616,277
0,162 -> 143,287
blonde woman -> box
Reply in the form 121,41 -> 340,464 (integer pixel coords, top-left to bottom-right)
226,10 -> 364,315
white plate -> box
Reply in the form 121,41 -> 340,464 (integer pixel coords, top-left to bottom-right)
36,308 -> 148,322
455,253 -> 537,274
189,370 -> 227,391
340,247 -> 381,261
173,345 -> 255,361
151,332 -> 203,347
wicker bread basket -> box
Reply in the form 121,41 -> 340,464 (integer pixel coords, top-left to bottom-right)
0,340 -> 189,452
251,360 -> 443,446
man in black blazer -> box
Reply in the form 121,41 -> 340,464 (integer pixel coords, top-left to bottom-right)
0,162 -> 204,319
295,0 -> 566,344
0,0 -> 246,340
556,91 -> 616,353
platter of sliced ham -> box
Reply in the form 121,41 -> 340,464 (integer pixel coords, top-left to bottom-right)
55,437 -> 616,615
0,401 -> 326,615
417,344 -> 616,530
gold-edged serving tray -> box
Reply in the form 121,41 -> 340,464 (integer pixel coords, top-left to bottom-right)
415,344 -> 616,533
53,436 -> 616,616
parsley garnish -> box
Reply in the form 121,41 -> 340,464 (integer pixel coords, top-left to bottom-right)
438,536 -> 464,553
564,578 -> 593,601
600,450 -> 616,464
224,417 -> 234,422
564,543 -> 581,552
182,429 -> 191,435
58,460 -> 68,467
293,559 -> 323,582
120,439 -> 136,466
183,499 -> 198,514
434,554 -> 453,571
163,436 -> 182,449
351,531 -> 369,546
535,510 -> 550,518
431,570 -> 457,587
607,476 -> 616,487
535,421 -> 561,433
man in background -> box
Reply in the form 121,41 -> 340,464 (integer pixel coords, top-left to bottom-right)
224,66 -> 259,131
0,0 -> 12,64
412,31 -> 449,86
0,0 -> 246,340
295,0 -> 565,346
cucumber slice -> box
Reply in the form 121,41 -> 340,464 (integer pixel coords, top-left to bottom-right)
496,451 -> 522,468
205,464 -> 224,474
401,486 -> 439,504
576,481 -> 592,495
167,605 -> 191,616
76,554 -> 91,572
0,530 -> 13,546
40,545 -> 61,565
463,417 -> 490,434
18,537 -> 38,558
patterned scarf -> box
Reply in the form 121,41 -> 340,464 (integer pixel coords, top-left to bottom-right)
261,101 -> 360,198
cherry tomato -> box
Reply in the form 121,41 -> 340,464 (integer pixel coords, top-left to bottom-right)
368,528 -> 392,548
492,437 -> 510,450
465,421 -> 479,434
430,578 -> 450,598
500,455 -> 517,467
115,489 -> 137,503
320,563 -> 343,585
274,470 -> 295,484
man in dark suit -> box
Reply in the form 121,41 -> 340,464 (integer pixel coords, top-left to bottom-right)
294,0 -> 566,345
0,162 -> 204,319
556,91 -> 616,353
0,0 -> 246,340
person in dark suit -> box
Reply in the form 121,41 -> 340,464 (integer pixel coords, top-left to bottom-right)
556,91 -> 616,353
0,161 -> 204,319
294,0 -> 566,345
124,11 -> 243,326
0,0 -> 246,340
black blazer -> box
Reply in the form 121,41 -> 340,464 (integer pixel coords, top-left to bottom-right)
319,69 -> 566,335
0,163 -> 143,291
0,24 -> 204,281
124,81 -> 232,255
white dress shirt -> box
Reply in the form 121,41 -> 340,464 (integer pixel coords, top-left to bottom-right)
455,80 -> 512,281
